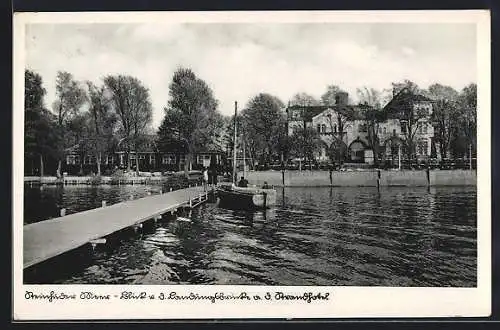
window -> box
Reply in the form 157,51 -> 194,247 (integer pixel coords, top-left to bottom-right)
359,124 -> 367,133
333,124 -> 337,133
317,124 -> 321,133
106,155 -> 114,164
179,155 -> 186,164
130,153 -> 136,161
197,155 -> 204,164
417,140 -> 428,155
149,154 -> 155,165
138,154 -> 146,160
321,124 -> 326,133
162,154 -> 176,165
83,156 -> 94,165
383,127 -> 387,134
66,155 -> 76,165
401,122 -> 407,134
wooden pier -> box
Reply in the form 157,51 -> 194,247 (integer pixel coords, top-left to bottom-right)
23,186 -> 211,269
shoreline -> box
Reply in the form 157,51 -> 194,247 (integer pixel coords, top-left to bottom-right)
24,169 -> 476,187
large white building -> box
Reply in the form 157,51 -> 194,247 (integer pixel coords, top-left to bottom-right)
286,89 -> 436,166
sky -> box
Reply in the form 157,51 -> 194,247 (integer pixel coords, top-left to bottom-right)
25,22 -> 477,128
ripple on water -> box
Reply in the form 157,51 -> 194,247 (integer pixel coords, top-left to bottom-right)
24,185 -> 477,286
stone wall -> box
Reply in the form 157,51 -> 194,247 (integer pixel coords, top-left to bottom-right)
244,170 -> 476,187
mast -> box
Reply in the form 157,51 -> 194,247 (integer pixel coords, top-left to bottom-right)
232,101 -> 238,184
243,131 -> 246,178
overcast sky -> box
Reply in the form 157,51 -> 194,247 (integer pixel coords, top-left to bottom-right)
25,23 -> 477,128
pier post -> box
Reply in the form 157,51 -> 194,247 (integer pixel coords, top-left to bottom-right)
133,223 -> 143,233
60,208 -> 66,217
90,238 -> 106,251
170,187 -> 173,192
102,200 -> 107,207
147,192 -> 152,196
160,189 -> 163,194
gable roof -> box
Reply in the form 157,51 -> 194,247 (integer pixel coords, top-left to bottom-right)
382,87 -> 433,119
287,104 -> 373,121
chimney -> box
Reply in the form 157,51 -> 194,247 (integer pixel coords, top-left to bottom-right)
335,92 -> 348,106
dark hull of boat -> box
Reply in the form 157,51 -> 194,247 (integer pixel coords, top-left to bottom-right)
217,188 -> 277,209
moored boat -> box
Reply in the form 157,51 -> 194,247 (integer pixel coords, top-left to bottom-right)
217,183 -> 277,209
217,100 -> 277,210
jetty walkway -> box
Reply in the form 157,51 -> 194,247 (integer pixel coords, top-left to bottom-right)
24,186 -> 210,269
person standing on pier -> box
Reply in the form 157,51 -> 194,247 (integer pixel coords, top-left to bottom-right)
203,167 -> 208,191
203,167 -> 209,191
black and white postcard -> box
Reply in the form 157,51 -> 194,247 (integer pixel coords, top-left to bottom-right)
13,10 -> 491,320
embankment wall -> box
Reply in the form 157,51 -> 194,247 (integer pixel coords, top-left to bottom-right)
244,170 -> 476,187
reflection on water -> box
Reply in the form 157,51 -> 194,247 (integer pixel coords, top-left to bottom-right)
23,185 -> 477,286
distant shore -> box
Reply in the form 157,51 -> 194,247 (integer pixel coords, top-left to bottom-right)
25,169 -> 476,187
24,171 -> 202,186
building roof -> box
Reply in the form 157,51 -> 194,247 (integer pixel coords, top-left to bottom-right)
382,87 -> 433,119
287,104 -> 373,121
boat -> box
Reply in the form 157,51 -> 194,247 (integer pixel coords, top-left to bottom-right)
218,183 -> 277,209
216,101 -> 277,209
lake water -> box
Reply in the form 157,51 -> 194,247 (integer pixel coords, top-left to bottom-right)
23,184 -> 477,286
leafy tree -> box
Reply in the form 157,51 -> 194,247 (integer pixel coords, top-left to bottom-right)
159,68 -> 221,176
52,71 -> 86,177
289,127 -> 321,169
241,93 -> 285,167
66,112 -> 92,175
386,80 -> 428,163
357,87 -> 385,165
25,70 -> 58,176
320,85 -> 347,105
86,82 -> 118,175
425,84 -> 460,160
458,83 -> 477,163
104,75 -> 153,174
391,79 -> 421,96
289,92 -> 320,106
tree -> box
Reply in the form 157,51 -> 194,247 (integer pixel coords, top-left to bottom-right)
241,93 -> 285,167
391,79 -> 420,96
86,82 -> 117,175
289,92 -> 320,106
159,68 -> 221,177
386,81 -> 428,163
458,83 -> 477,164
104,75 -> 153,174
25,70 -> 58,176
289,127 -> 321,169
66,112 -> 91,175
357,87 -> 385,165
52,71 -> 86,177
357,87 -> 382,109
321,85 -> 348,105
425,84 -> 460,160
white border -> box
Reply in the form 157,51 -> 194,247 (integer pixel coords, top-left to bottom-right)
12,10 -> 491,320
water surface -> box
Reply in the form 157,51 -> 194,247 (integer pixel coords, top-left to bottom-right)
23,185 -> 477,286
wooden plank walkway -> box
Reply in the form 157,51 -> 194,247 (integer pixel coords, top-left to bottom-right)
24,186 -> 209,269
